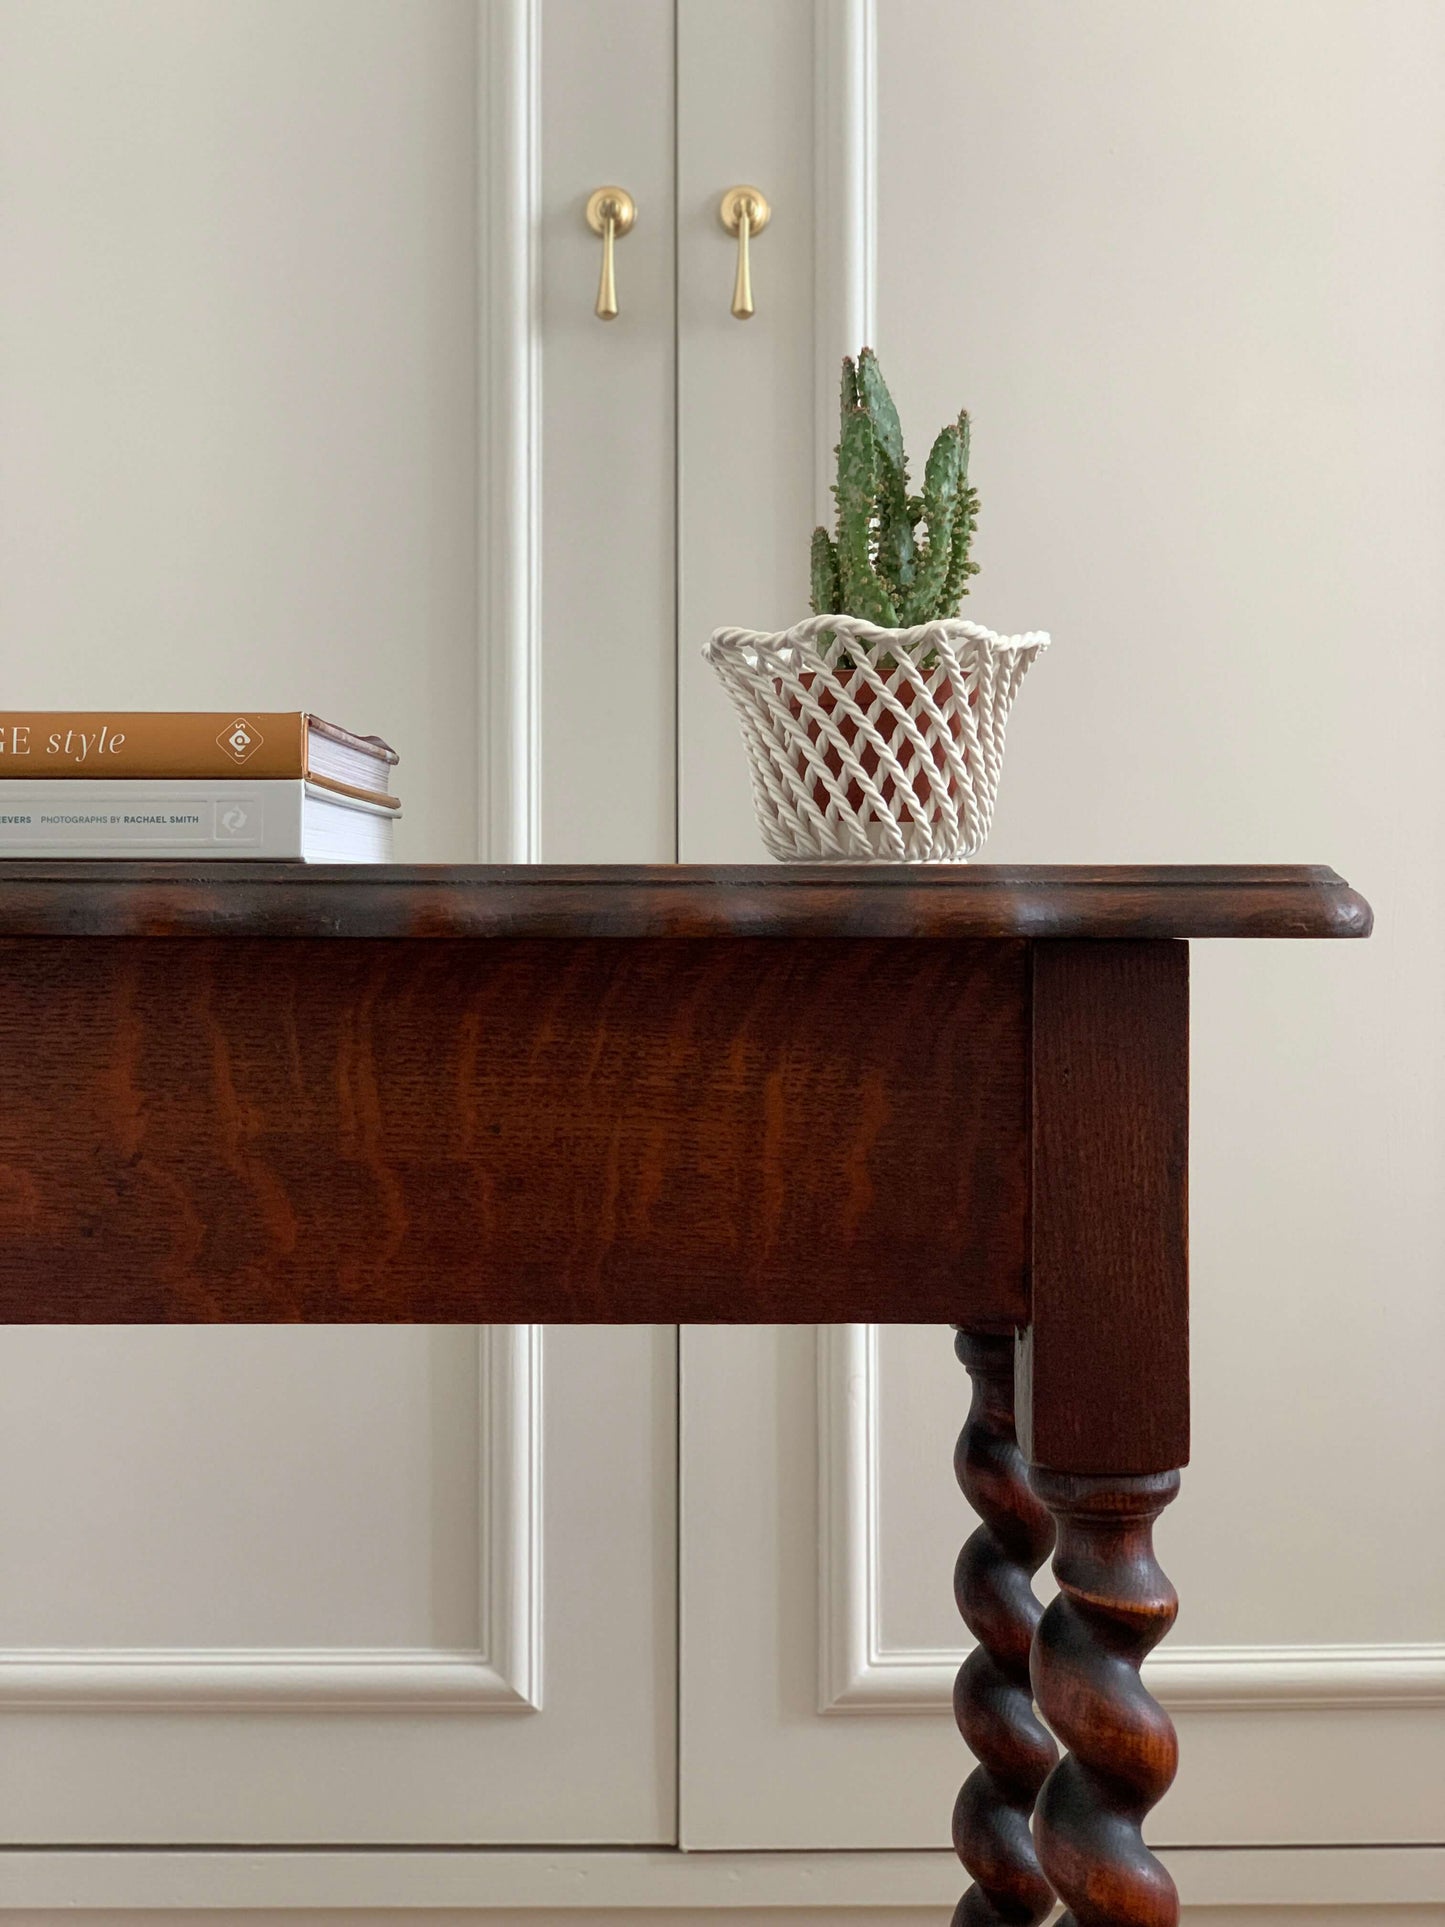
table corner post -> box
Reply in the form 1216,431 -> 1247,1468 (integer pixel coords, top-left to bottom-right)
1021,938 -> 1191,1927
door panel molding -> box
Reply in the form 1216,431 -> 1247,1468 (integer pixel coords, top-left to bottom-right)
478,0 -> 543,862
813,0 -> 877,517
818,1325 -> 1445,1715
0,1326 -> 543,1712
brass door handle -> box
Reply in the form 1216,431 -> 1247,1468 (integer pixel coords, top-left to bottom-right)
719,185 -> 770,319
586,186 -> 636,321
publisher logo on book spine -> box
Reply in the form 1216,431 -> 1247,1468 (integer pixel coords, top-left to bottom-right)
217,718 -> 264,765
216,800 -> 260,842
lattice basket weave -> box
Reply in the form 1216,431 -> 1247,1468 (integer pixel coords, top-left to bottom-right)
705,614 -> 1050,862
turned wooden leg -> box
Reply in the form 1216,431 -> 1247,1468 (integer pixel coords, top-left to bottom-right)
1030,1469 -> 1182,1927
951,1330 -> 1058,1927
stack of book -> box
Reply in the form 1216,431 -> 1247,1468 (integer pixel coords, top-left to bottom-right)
0,713 -> 399,861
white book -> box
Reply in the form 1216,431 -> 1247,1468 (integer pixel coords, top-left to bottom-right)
0,779 -> 397,862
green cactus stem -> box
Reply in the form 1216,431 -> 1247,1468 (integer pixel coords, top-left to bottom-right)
841,353 -> 860,417
939,410 -> 981,611
855,349 -> 903,472
810,526 -> 841,616
900,421 -> 963,625
857,347 -> 915,601
812,350 -> 981,639
834,407 -> 899,626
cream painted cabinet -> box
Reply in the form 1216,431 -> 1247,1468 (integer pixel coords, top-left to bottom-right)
0,0 -> 676,1846
676,0 -> 1445,1864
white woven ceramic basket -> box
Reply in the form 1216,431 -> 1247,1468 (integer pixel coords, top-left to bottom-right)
705,614 -> 1050,863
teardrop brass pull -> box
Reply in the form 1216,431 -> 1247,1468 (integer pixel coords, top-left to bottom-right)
719,185 -> 771,320
585,187 -> 636,321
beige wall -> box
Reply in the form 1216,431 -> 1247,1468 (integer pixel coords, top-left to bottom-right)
877,0 -> 1444,1646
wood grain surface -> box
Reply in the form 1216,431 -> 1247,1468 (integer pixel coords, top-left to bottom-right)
1030,1469 -> 1183,1927
0,862 -> 1372,942
1020,941 -> 1191,1476
951,1330 -> 1057,1927
0,935 -> 1029,1323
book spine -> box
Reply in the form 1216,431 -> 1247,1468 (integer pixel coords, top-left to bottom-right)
0,714 -> 307,778
306,772 -> 402,810
0,782 -> 305,857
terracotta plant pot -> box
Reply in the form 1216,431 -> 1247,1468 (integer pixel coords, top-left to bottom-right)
786,663 -> 978,823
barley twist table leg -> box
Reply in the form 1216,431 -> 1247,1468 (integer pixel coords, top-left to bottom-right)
1030,1468 -> 1182,1927
951,1330 -> 1058,1927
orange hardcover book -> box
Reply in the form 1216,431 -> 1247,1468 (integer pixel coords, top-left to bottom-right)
0,712 -> 399,807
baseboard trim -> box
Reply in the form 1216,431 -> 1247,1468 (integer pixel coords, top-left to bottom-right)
0,1847 -> 1440,1913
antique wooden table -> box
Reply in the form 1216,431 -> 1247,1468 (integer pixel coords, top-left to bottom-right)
0,861 -> 1371,1927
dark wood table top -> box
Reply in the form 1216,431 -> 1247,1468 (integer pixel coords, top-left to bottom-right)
0,859 -> 1368,1331
0,861 -> 1372,940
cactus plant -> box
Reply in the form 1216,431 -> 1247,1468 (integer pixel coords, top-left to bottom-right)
810,348 -> 980,629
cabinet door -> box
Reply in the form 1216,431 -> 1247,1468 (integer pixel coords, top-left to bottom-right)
679,0 -> 1445,1854
681,1326 -> 1445,1848
0,0 -> 676,1843
0,1327 -> 675,1843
